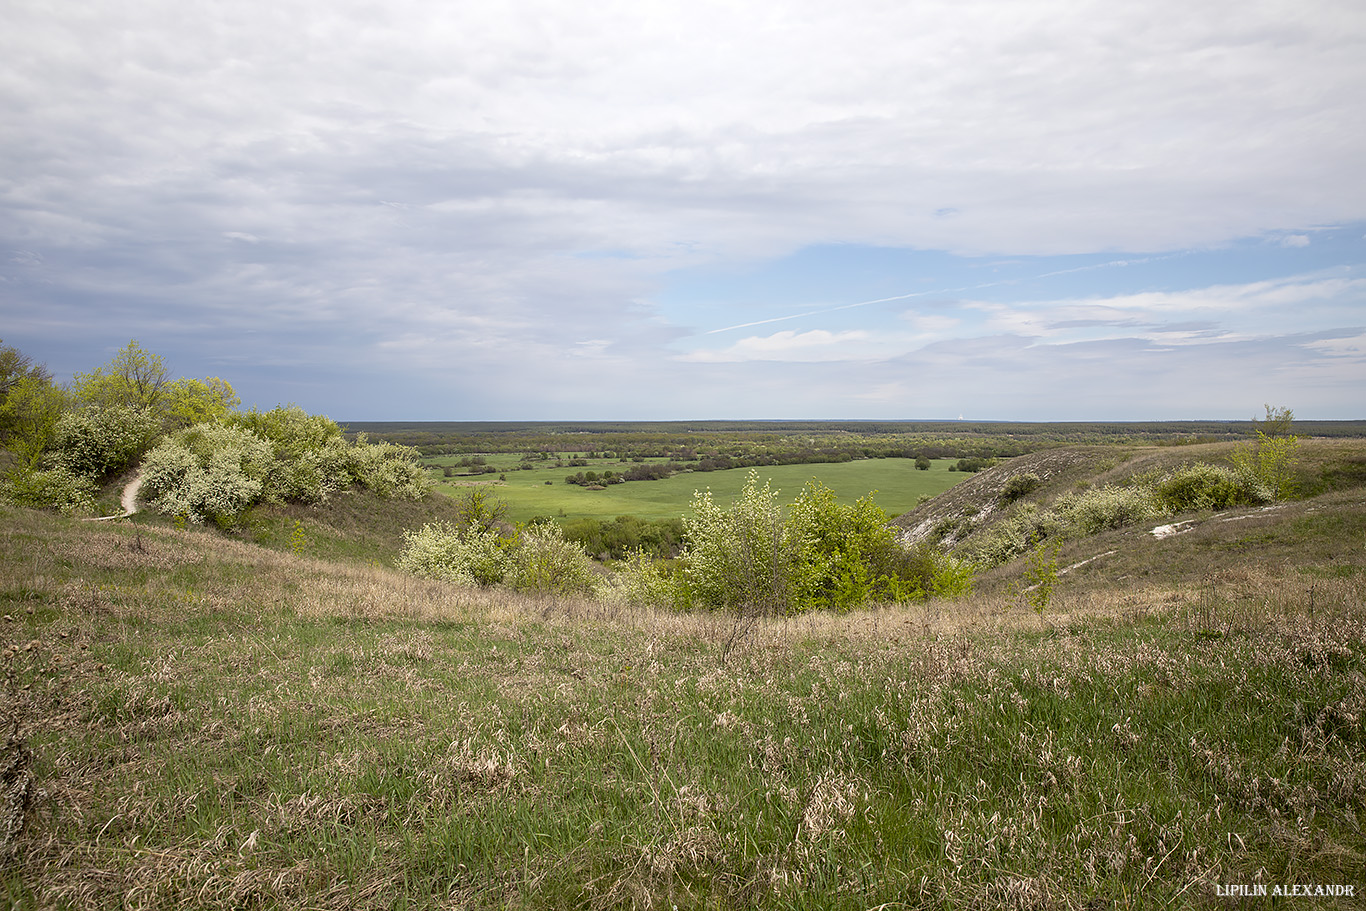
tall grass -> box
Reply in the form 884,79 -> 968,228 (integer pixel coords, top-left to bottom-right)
3,504 -> 1364,909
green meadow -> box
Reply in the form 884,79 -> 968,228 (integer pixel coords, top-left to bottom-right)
426,457 -> 967,522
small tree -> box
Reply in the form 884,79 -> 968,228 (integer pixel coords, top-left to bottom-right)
71,340 -> 170,410
1231,404 -> 1299,500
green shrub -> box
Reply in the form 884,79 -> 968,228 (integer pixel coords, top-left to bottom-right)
1231,431 -> 1299,501
621,474 -> 974,615
51,405 -> 161,479
349,436 -> 430,500
679,472 -> 798,614
505,524 -> 600,596
394,521 -> 509,586
139,424 -> 273,526
998,471 -> 1041,504
1155,462 -> 1266,512
232,406 -> 353,503
1054,484 -> 1163,536
1,465 -> 97,515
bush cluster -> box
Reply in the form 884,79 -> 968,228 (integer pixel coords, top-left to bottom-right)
561,515 -> 685,560
969,460 -> 1277,567
616,472 -> 973,615
0,465 -> 97,515
138,409 -> 429,526
396,518 -> 598,596
50,404 -> 162,479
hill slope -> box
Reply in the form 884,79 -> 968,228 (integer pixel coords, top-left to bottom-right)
893,439 -> 1366,598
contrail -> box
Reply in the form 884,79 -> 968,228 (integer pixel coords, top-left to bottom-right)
704,253 -> 1184,335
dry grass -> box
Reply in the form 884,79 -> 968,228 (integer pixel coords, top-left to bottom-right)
3,498 -> 1365,909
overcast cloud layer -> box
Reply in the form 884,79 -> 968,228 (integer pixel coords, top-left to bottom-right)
3,0 -> 1364,420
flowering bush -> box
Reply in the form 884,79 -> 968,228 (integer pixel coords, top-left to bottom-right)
348,436 -> 430,500
505,524 -> 600,596
139,424 -> 272,526
50,405 -> 161,479
394,521 -> 509,586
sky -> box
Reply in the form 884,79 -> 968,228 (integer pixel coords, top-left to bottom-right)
2,0 -> 1365,422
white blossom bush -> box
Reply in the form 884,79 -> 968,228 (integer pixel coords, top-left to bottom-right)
1054,484 -> 1164,536
505,524 -> 600,596
139,424 -> 272,526
50,405 -> 161,479
348,436 -> 430,500
394,521 -> 509,586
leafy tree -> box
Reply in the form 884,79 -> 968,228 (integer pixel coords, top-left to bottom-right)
0,340 -> 52,401
71,340 -> 170,410
163,377 -> 240,427
0,374 -> 67,468
1231,405 -> 1299,500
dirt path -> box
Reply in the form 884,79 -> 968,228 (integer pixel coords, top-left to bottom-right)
86,471 -> 143,522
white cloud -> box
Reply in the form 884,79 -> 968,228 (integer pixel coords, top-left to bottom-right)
2,0 -> 1364,418
682,329 -> 872,363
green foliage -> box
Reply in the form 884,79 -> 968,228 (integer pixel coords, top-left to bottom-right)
162,376 -> 240,427
786,481 -> 918,610
998,471 -> 1041,504
450,487 -> 509,537
0,374 -> 66,468
394,521 -> 510,585
290,519 -> 308,557
1054,484 -> 1163,536
349,434 -> 430,500
561,515 -> 685,560
619,472 -> 973,615
70,340 -> 170,410
1231,432 -> 1299,501
0,464 -> 97,515
505,524 -> 600,596
1154,462 -> 1266,512
1228,404 -> 1300,501
1022,537 -> 1061,617
139,424 -> 273,526
679,472 -> 796,614
50,404 -> 162,479
396,491 -> 597,593
233,407 -> 353,504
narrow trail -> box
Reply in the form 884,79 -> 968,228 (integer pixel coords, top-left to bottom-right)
85,471 -> 143,522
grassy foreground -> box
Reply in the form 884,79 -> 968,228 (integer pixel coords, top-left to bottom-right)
3,501 -> 1365,909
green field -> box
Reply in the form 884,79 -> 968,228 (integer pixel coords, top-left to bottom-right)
426,457 -> 968,522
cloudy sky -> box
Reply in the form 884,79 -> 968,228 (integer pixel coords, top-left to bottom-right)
3,0 -> 1364,421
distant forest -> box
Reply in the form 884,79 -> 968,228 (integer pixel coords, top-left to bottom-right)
344,419 -> 1366,464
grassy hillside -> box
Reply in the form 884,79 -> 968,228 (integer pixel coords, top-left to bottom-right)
3,442 -> 1365,909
